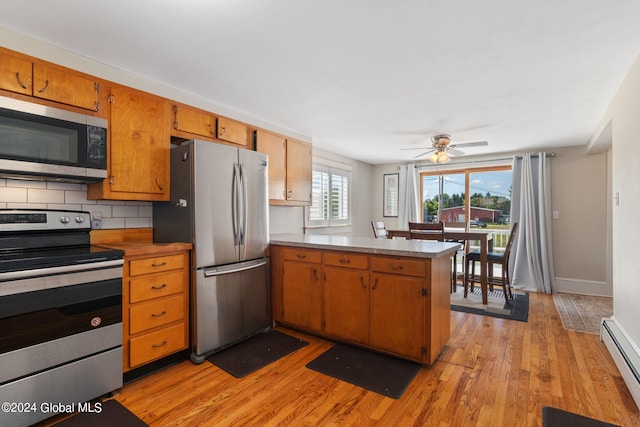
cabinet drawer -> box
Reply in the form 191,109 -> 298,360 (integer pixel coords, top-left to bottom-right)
371,256 -> 426,277
129,295 -> 184,334
323,251 -> 369,270
129,323 -> 186,368
279,247 -> 322,264
129,254 -> 185,276
129,270 -> 185,303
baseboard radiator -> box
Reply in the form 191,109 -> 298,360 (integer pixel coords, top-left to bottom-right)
601,318 -> 640,410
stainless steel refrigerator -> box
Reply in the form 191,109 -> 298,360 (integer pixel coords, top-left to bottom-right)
153,139 -> 270,364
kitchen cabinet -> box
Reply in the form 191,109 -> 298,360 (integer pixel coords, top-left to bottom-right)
87,86 -> 170,201
271,242 -> 454,364
171,103 -> 217,140
0,49 -> 100,111
256,129 -> 312,206
278,247 -> 323,332
323,252 -> 370,345
217,116 -> 249,147
100,242 -> 191,372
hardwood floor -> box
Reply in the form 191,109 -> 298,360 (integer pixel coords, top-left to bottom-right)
54,293 -> 640,426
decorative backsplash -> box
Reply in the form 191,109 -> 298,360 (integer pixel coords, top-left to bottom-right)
0,178 -> 152,229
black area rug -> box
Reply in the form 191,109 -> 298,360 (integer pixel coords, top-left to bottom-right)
305,343 -> 421,399
208,330 -> 308,378
451,286 -> 529,322
53,399 -> 147,427
542,406 -> 621,427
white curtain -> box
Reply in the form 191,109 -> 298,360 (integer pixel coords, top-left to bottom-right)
510,153 -> 556,293
397,164 -> 419,230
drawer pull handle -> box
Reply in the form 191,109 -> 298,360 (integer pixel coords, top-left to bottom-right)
152,340 -> 167,348
15,72 -> 28,89
360,276 -> 366,289
151,311 -> 167,317
37,79 -> 49,93
339,258 -> 351,264
296,254 -> 306,259
151,262 -> 167,267
390,264 -> 404,271
151,283 -> 167,290
371,278 -> 379,290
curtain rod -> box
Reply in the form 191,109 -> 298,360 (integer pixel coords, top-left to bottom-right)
414,152 -> 555,169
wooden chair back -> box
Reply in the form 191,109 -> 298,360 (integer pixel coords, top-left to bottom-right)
371,221 -> 389,239
408,221 -> 445,241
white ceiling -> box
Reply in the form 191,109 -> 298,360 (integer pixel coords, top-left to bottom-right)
1,0 -> 640,164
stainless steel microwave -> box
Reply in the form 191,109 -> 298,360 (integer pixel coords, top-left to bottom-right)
0,95 -> 108,182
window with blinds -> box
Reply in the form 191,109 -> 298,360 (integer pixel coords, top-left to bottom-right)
308,163 -> 351,227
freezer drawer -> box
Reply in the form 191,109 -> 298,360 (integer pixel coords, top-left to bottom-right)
191,257 -> 271,363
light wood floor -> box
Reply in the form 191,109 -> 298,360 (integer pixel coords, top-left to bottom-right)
58,293 -> 640,426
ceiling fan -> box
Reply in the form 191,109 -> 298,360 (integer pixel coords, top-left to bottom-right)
402,134 -> 488,164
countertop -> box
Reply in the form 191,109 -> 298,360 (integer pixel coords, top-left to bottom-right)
97,241 -> 192,257
270,233 -> 459,259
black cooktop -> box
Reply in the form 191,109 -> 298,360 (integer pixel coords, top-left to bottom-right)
0,245 -> 123,274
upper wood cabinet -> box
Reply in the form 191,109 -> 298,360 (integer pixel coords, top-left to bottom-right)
256,129 -> 312,206
217,116 -> 249,147
0,49 -> 100,111
0,51 -> 32,95
87,87 -> 170,201
172,104 -> 216,139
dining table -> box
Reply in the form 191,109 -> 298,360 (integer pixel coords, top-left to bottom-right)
387,229 -> 494,304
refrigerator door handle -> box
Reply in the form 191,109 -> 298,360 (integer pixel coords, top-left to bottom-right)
231,163 -> 240,249
239,163 -> 248,259
203,259 -> 268,277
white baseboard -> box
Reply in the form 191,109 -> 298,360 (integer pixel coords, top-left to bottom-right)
555,277 -> 612,296
601,318 -> 640,410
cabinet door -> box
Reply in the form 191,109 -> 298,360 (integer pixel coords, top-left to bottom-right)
105,87 -> 169,199
286,138 -> 312,203
172,104 -> 216,138
217,116 -> 248,146
0,51 -> 32,95
323,266 -> 369,345
281,261 -> 322,331
369,273 -> 425,360
32,63 -> 99,111
256,129 -> 286,201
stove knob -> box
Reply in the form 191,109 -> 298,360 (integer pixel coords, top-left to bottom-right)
60,216 -> 71,224
75,216 -> 86,223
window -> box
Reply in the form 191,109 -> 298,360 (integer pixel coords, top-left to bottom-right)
420,166 -> 512,231
308,163 -> 351,227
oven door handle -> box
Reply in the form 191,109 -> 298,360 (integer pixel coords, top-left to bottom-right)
0,259 -> 123,283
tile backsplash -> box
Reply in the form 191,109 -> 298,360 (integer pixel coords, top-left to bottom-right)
0,178 -> 152,229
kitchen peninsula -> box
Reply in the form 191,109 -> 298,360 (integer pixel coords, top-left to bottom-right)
269,234 -> 459,364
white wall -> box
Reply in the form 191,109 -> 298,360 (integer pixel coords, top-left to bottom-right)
590,54 -> 640,351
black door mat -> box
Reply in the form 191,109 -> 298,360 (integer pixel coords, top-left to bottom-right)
207,330 -> 308,378
542,407 -> 621,427
52,399 -> 147,427
305,343 -> 421,399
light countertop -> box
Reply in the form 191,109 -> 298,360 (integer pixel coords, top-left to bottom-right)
270,233 -> 459,259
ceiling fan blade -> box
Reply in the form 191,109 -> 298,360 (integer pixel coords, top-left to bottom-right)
447,148 -> 465,156
451,140 -> 488,148
400,147 -> 430,151
413,149 -> 435,158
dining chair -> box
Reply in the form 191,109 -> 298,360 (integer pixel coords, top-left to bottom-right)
371,220 -> 389,239
408,221 -> 445,241
464,222 -> 519,303
444,221 -> 468,293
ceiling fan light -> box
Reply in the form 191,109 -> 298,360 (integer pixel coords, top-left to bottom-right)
437,151 -> 450,164
428,152 -> 439,163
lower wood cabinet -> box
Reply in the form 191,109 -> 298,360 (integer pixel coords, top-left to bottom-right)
100,242 -> 191,372
271,245 -> 452,364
